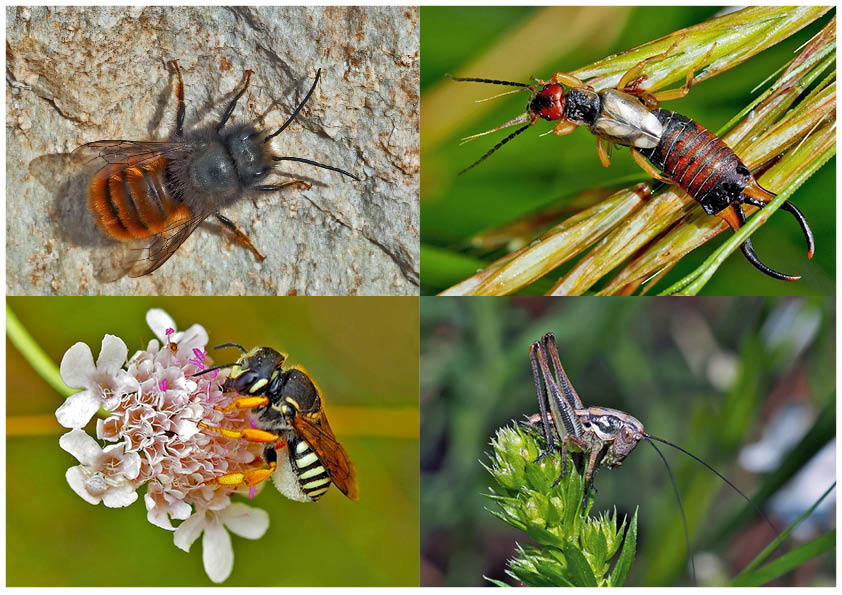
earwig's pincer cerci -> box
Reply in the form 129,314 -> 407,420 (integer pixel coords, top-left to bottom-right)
450,45 -> 815,281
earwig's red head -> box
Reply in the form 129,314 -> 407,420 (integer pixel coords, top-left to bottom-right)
529,83 -> 566,121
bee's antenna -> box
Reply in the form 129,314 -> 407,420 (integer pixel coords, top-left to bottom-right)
643,435 -> 694,583
272,156 -> 360,181
265,68 -> 321,142
645,433 -> 779,536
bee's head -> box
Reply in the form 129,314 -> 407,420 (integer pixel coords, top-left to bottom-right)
225,346 -> 285,396
277,368 -> 321,418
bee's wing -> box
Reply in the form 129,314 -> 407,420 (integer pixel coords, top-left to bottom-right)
125,214 -> 211,277
292,412 -> 359,501
72,139 -> 193,168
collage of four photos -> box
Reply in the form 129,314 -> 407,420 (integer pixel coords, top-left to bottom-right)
5,5 -> 836,589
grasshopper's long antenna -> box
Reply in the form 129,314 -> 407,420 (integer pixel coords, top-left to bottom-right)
643,436 -> 695,583
646,433 -> 779,536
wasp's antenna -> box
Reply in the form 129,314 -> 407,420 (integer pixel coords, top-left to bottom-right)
446,74 -> 530,88
459,122 -> 533,176
459,113 -> 531,145
265,68 -> 321,143
214,343 -> 247,352
645,433 -> 779,535
644,436 -> 695,583
272,156 -> 360,181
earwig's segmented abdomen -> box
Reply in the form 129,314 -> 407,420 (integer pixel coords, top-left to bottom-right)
87,156 -> 191,241
638,110 -> 751,216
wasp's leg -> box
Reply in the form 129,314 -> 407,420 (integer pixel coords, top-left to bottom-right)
169,60 -> 186,137
256,180 -> 313,192
215,214 -> 265,262
217,69 -> 253,131
199,422 -> 278,443
215,445 -> 283,487
631,149 -> 673,182
216,395 -> 270,412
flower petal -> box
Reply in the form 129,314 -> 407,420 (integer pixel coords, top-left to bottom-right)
60,342 -> 96,388
102,484 -> 139,508
65,466 -> 102,505
58,429 -> 102,464
203,516 -> 234,583
221,503 -> 269,540
174,510 -> 207,552
55,391 -> 101,429
146,309 -> 177,343
96,334 -> 129,375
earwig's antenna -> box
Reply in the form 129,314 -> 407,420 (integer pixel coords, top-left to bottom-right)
645,433 -> 779,536
265,68 -> 321,142
272,156 -> 360,181
459,113 -> 532,145
643,436 -> 695,583
459,122 -> 533,176
446,74 -> 531,88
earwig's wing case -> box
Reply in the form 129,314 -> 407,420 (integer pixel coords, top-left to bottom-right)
292,411 -> 359,500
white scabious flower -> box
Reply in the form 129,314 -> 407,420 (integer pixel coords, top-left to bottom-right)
56,308 -> 269,583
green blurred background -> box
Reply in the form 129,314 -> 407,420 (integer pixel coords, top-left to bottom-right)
420,296 -> 834,586
7,297 -> 419,586
421,6 -> 835,295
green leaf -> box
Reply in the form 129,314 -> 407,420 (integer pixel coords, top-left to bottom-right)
609,507 -> 638,587
732,530 -> 836,587
562,543 -> 599,587
484,576 -> 511,587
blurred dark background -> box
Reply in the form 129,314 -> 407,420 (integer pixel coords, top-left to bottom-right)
7,297 -> 419,586
420,296 -> 835,586
421,6 -> 835,295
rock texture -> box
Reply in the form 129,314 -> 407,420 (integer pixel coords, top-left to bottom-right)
7,6 -> 419,295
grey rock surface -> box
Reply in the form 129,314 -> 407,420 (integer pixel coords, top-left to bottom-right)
7,6 -> 419,295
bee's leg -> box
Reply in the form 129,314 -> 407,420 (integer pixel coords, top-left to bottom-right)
215,444 -> 284,487
169,60 -> 185,137
198,422 -> 278,443
217,69 -> 253,131
256,180 -> 313,192
215,214 -> 265,262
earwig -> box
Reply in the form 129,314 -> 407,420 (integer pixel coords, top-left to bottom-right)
449,45 -> 814,281
524,332 -> 778,581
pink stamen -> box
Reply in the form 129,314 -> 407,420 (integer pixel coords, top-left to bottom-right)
249,418 -> 258,429
248,486 -> 257,500
160,379 -> 168,392
165,328 -> 175,336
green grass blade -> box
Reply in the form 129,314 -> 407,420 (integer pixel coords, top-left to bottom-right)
732,529 -> 836,587
609,507 -> 638,587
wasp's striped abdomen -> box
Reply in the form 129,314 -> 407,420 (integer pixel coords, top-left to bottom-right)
87,156 -> 191,241
637,110 -> 752,217
290,436 -> 332,501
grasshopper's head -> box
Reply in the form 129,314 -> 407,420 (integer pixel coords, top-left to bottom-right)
582,407 -> 644,467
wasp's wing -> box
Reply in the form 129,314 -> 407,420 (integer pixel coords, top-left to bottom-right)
292,413 -> 359,501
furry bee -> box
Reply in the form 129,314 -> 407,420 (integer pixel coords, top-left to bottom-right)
74,60 -> 359,280
198,344 -> 359,502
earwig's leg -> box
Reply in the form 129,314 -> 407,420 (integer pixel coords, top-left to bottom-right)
617,38 -> 683,92
217,69 -> 253,132
732,203 -> 802,282
256,180 -> 313,192
216,396 -> 270,412
547,72 -> 587,88
198,422 -> 279,443
529,342 -> 557,463
215,214 -> 265,262
552,120 -> 578,137
596,137 -> 612,168
651,43 -> 716,103
541,333 -> 584,409
631,149 -> 673,182
170,60 -> 186,137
